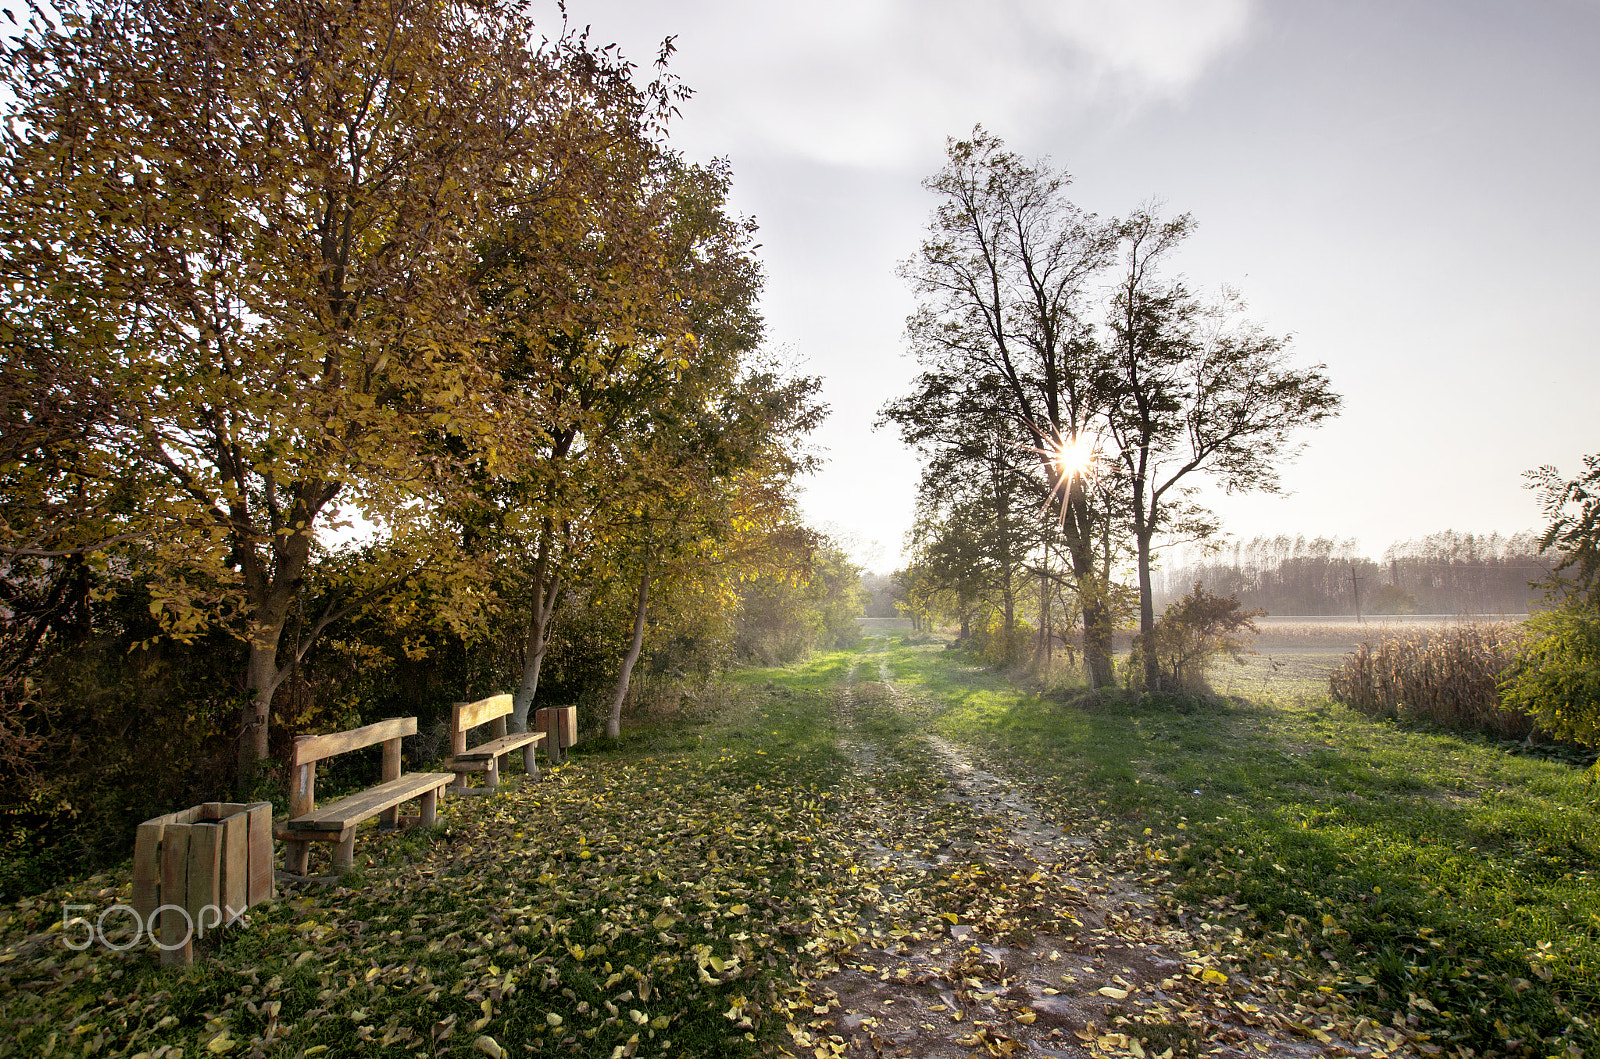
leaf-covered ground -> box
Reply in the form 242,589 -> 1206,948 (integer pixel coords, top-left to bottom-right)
1,635 -> 1596,1058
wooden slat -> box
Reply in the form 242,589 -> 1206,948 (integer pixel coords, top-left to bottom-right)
537,706 -> 578,749
287,772 -> 453,832
292,717 -> 418,767
455,694 -> 513,733
455,731 -> 543,762
131,821 -> 165,924
246,802 -> 274,907
290,762 -> 316,820
220,814 -> 248,924
203,806 -> 249,831
159,825 -> 191,965
186,823 -> 222,936
159,806 -> 204,826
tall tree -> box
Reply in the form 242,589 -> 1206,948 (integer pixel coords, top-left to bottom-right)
0,0 -> 650,772
468,152 -> 767,732
884,129 -> 1122,684
599,368 -> 825,738
1100,208 -> 1342,691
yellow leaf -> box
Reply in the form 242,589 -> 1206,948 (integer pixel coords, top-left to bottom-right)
652,914 -> 678,930
1098,987 -> 1129,999
472,1037 -> 505,1059
1201,968 -> 1229,985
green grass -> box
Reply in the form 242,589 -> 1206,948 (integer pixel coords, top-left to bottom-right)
877,635 -> 1600,1057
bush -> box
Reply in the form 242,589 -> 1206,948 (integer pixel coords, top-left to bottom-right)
1501,605 -> 1600,751
966,617 -> 1032,667
1138,583 -> 1262,694
1504,454 -> 1600,754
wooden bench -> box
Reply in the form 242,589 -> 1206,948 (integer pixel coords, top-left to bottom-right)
278,717 -> 454,874
448,693 -> 544,794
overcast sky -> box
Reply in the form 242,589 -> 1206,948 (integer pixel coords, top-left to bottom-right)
546,0 -> 1599,572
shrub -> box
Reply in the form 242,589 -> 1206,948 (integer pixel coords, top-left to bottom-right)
1137,583 -> 1262,694
967,617 -> 1033,667
1503,454 -> 1600,753
1329,623 -> 1529,737
1500,605 -> 1600,751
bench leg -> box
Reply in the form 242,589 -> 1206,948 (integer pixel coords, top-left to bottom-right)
485,756 -> 500,789
379,805 -> 399,830
420,787 -> 439,826
285,838 -> 310,876
333,830 -> 356,872
523,743 -> 540,781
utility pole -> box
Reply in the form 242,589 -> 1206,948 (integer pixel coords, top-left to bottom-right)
1350,562 -> 1365,624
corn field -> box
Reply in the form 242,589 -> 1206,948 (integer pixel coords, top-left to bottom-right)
1329,622 -> 1531,737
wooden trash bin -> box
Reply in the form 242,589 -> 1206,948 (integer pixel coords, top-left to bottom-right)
131,801 -> 274,966
535,706 -> 578,764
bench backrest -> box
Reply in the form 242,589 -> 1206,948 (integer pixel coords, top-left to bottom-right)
451,694 -> 514,756
289,716 -> 418,819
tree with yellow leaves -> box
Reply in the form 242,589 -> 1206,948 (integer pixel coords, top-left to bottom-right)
0,0 -> 669,773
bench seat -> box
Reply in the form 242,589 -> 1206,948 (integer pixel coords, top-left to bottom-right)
447,694 -> 544,794
281,717 -> 450,876
287,771 -> 455,832
454,731 -> 543,762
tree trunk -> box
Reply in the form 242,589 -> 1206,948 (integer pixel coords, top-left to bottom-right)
237,504 -> 321,780
1137,522 -> 1160,694
511,526 -> 562,733
1076,573 -> 1116,688
240,613 -> 288,775
606,566 -> 651,740
1033,567 -> 1049,669
1056,475 -> 1114,688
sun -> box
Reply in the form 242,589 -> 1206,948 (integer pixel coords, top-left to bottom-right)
1018,425 -> 1102,530
1047,433 -> 1098,481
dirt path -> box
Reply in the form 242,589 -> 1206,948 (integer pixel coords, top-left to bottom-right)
795,638 -> 1411,1059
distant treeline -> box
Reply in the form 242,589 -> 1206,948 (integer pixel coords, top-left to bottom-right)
1154,531 -> 1553,617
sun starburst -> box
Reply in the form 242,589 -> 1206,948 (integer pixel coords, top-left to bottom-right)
1020,425 -> 1102,529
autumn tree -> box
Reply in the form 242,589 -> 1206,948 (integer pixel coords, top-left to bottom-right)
884,129 -> 1122,684
906,423 -> 1041,651
1099,208 -> 1341,692
466,147 -> 776,733
595,364 -> 825,739
0,0 -> 657,773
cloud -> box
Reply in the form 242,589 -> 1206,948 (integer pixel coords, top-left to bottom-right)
616,0 -> 1256,168
1020,0 -> 1255,96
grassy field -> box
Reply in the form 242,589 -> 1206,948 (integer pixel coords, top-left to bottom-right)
883,635 -> 1600,1057
1186,616 -> 1530,700
0,636 -> 1594,1057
